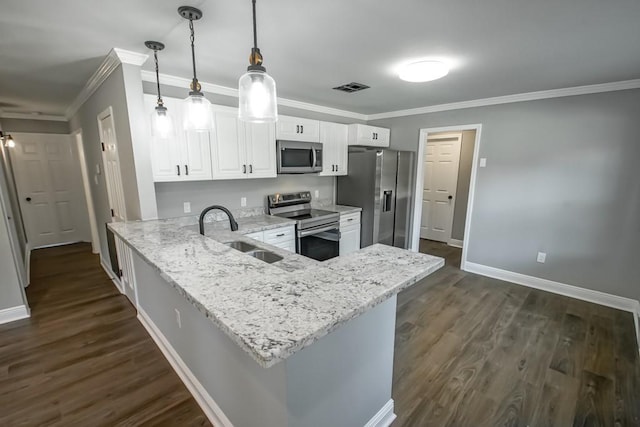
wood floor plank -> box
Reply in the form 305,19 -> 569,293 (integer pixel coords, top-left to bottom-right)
392,239 -> 639,427
0,243 -> 211,427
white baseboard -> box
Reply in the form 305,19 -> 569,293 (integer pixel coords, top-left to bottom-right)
365,399 -> 396,427
464,261 -> 640,352
137,309 -> 233,427
100,257 -> 123,293
448,239 -> 464,248
0,305 -> 30,325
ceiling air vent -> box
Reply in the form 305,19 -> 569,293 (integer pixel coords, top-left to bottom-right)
332,82 -> 370,93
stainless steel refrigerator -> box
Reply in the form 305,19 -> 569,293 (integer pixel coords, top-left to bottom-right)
337,148 -> 414,249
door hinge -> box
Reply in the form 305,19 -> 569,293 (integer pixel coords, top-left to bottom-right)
101,142 -> 105,151
119,269 -> 123,278
110,208 -> 115,217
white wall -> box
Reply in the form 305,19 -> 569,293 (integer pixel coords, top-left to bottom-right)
369,89 -> 640,302
0,196 -> 26,311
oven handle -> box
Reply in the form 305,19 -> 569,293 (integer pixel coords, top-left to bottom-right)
298,224 -> 340,238
314,230 -> 341,242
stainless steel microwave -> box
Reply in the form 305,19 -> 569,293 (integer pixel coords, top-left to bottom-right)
276,140 -> 323,174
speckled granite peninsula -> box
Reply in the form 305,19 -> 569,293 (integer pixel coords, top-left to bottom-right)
108,210 -> 443,426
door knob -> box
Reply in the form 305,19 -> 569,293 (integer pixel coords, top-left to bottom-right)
26,197 -> 32,202
448,195 -> 453,200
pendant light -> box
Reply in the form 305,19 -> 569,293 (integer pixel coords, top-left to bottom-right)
145,41 -> 175,138
179,6 -> 212,131
238,0 -> 277,123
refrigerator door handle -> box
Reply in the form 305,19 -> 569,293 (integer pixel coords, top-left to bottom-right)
383,190 -> 393,212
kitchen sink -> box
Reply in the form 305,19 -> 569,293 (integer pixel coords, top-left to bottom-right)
224,241 -> 258,252
246,250 -> 283,264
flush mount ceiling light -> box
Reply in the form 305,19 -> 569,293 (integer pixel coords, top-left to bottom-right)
179,6 -> 212,131
238,0 -> 277,123
399,60 -> 450,83
145,41 -> 175,138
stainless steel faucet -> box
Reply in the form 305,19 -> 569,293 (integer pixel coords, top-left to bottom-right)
199,205 -> 239,235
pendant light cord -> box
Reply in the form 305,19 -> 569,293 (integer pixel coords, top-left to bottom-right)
189,19 -> 198,84
252,0 -> 258,50
153,49 -> 163,105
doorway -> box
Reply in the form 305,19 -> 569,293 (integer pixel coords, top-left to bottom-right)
411,124 -> 482,270
10,133 -> 90,249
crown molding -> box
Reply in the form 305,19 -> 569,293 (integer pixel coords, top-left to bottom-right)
367,79 -> 640,121
65,48 -> 149,119
0,110 -> 68,122
112,48 -> 148,66
141,70 -> 369,121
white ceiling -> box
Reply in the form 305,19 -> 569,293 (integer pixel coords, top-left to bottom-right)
1,0 -> 639,117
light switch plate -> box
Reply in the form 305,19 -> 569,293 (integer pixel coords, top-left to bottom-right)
314,190 -> 320,198
537,252 -> 546,263
183,202 -> 191,213
479,158 -> 487,168
241,197 -> 247,207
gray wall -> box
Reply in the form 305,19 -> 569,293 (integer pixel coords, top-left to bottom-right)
0,197 -> 26,310
369,89 -> 640,302
0,118 -> 69,134
155,175 -> 334,218
69,65 -> 139,261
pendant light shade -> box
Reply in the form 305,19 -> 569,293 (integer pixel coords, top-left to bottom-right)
179,6 -> 212,132
145,41 -> 175,138
238,0 -> 277,123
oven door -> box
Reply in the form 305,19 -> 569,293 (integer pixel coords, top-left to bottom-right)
297,223 -> 341,261
277,141 -> 323,173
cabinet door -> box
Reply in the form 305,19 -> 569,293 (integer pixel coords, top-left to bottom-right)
348,124 -> 389,147
245,122 -> 277,178
211,110 -> 247,179
276,115 -> 320,142
148,95 -> 184,182
182,130 -> 213,180
375,128 -> 390,147
319,121 -> 337,176
333,123 -> 349,175
340,225 -> 361,256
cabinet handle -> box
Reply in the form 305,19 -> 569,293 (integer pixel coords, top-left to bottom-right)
249,164 -> 253,173
185,165 -> 189,175
296,125 -> 300,133
276,233 -> 285,237
176,165 -> 180,176
243,164 -> 247,174
335,164 -> 338,172
301,125 -> 304,133
347,218 -> 354,221
332,165 -> 335,172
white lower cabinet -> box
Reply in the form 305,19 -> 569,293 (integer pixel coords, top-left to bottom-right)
114,235 -> 137,307
245,225 -> 295,252
339,212 -> 361,256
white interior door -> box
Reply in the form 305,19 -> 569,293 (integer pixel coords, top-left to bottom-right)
420,133 -> 462,242
12,133 -> 86,248
98,107 -> 127,223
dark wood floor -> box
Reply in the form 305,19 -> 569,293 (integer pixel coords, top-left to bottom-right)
393,239 -> 640,426
0,243 -> 210,426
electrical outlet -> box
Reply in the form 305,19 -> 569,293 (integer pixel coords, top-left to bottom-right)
241,197 -> 247,207
175,308 -> 181,328
183,202 -> 191,213
314,190 -> 320,199
479,158 -> 487,168
537,252 -> 546,263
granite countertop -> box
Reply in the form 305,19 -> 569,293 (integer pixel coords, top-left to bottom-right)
109,214 -> 443,368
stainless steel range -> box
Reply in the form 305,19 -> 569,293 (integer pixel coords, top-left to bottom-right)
267,191 -> 340,261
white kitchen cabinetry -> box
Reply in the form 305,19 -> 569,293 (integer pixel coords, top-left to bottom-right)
319,121 -> 349,176
245,225 -> 296,252
210,107 -> 277,180
347,124 -> 390,147
147,95 -> 213,182
276,115 -> 320,142
339,212 -> 361,256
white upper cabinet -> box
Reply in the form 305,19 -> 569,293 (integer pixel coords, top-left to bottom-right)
347,124 -> 390,147
210,106 -> 276,180
319,121 -> 349,176
276,115 -> 320,142
244,121 -> 277,178
148,95 -> 213,182
210,109 -> 247,180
